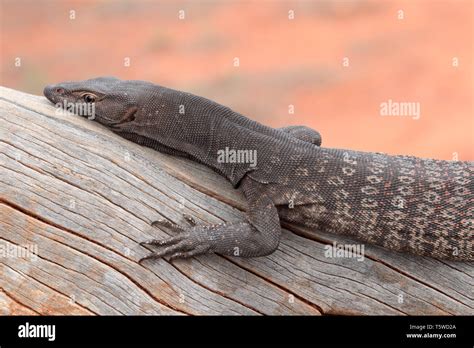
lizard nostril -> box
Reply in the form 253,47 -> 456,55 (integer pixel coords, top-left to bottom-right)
55,88 -> 64,94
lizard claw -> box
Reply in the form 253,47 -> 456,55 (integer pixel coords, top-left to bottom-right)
150,218 -> 184,232
182,213 -> 197,226
150,214 -> 197,232
168,246 -> 209,261
139,234 -> 187,247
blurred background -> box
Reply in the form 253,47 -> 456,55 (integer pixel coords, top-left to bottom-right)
1,0 -> 472,160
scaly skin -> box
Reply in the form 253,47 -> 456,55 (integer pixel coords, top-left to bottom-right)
44,77 -> 473,261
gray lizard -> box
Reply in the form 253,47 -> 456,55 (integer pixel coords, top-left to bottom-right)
43,77 -> 473,262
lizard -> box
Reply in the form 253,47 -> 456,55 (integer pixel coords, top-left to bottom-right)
43,77 -> 474,262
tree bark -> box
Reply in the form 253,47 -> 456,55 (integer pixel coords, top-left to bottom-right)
0,86 -> 472,315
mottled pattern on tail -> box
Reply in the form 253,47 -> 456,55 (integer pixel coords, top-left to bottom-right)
278,148 -> 473,260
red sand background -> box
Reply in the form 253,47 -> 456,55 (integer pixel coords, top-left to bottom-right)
1,0 -> 472,160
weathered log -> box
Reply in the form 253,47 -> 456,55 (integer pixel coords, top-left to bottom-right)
0,86 -> 472,315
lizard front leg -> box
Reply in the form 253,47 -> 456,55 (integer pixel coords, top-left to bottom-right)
139,177 -> 281,261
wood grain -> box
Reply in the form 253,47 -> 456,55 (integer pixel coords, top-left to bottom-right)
0,86 -> 472,315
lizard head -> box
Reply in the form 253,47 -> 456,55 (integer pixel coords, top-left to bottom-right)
43,77 -> 143,126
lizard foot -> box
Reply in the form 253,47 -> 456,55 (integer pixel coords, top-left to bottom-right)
139,229 -> 212,263
140,214 -> 209,263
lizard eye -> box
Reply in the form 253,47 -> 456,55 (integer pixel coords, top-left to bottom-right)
83,94 -> 96,103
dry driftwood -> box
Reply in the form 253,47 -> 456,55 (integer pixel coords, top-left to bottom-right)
0,86 -> 472,315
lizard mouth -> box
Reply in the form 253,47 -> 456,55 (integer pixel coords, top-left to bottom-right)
100,107 -> 138,131
43,85 -> 59,104
108,106 -> 138,126
121,106 -> 138,123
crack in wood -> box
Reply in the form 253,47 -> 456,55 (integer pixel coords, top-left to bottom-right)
0,199 -> 187,315
0,287 -> 41,315
1,88 -> 472,315
1,258 -> 96,315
